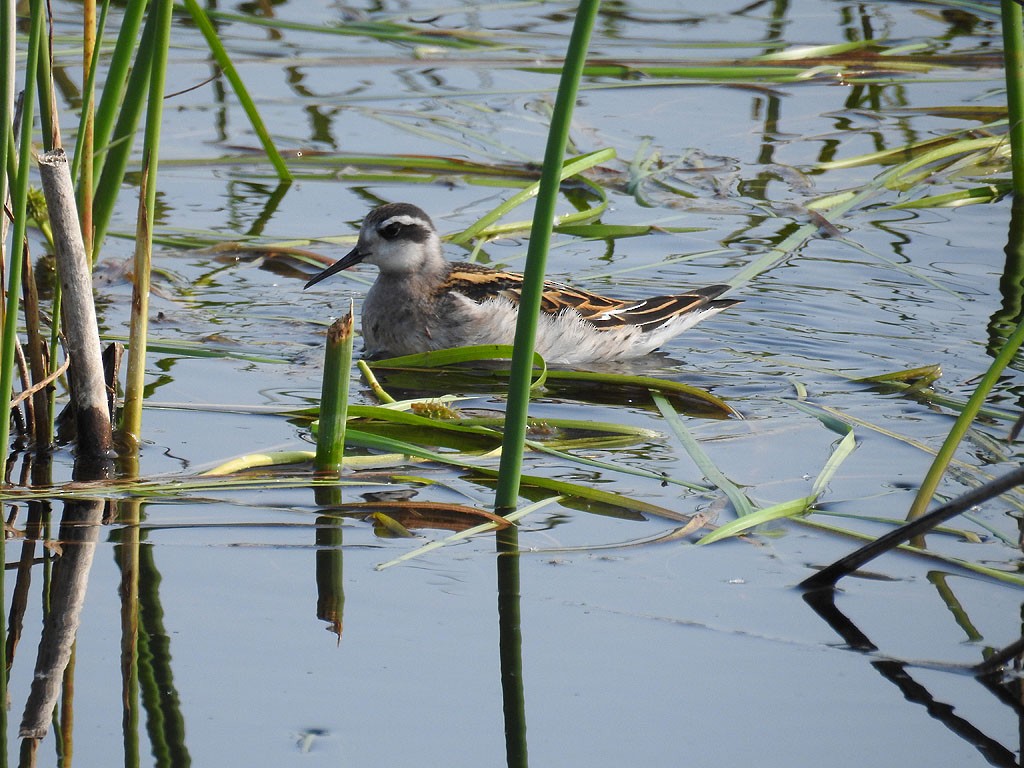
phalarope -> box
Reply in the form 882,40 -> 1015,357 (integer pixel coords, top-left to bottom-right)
304,203 -> 739,364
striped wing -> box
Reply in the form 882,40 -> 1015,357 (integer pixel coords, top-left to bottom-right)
442,262 -> 737,332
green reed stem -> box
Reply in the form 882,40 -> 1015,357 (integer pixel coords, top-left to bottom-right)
0,0 -> 44,467
907,316 -> 1024,520
181,0 -> 292,181
91,4 -> 156,258
75,0 -> 107,261
34,10 -> 55,151
315,308 -> 355,472
87,0 -> 147,183
0,0 -> 13,246
1002,0 -> 1024,193
121,0 -> 173,445
493,0 -> 600,514
0,0 -> 14,746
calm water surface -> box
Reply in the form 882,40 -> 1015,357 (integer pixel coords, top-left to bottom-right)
6,0 -> 1024,766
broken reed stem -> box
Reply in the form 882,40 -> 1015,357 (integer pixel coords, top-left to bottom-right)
37,148 -> 111,457
315,303 -> 354,473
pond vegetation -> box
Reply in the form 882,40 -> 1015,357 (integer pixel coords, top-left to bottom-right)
3,0 -> 1024,765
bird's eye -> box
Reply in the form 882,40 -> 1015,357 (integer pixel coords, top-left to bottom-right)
379,222 -> 403,240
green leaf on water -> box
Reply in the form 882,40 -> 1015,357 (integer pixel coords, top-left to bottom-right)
651,391 -> 754,517
697,496 -> 817,546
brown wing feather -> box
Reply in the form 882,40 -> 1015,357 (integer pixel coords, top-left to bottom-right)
439,262 -> 737,331
439,262 -> 525,303
580,286 -> 739,331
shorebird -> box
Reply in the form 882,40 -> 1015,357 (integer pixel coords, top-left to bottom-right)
304,203 -> 738,364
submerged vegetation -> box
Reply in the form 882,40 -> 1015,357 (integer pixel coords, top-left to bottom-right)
2,0 -> 1024,763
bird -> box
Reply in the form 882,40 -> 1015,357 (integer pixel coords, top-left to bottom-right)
304,203 -> 739,364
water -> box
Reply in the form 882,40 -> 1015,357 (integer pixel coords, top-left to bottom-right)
6,0 -> 1024,765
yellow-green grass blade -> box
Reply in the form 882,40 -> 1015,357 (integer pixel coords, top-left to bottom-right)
697,428 -> 855,544
697,496 -> 817,546
449,148 -> 616,245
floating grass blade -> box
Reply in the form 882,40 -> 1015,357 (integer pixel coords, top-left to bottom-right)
358,360 -> 395,404
696,427 -> 856,545
651,391 -> 754,517
201,450 -> 430,475
368,349 -> 734,415
315,307 -> 354,473
449,148 -> 615,246
801,464 -> 1024,590
202,451 -> 317,475
854,365 -> 943,388
548,370 -> 737,417
697,496 -> 816,546
696,428 -> 856,548
371,345 -> 549,390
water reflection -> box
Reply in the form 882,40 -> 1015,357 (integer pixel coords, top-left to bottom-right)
19,498 -> 105,741
803,588 -> 1024,768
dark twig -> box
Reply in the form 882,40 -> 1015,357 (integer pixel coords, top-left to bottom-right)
801,465 -> 1024,590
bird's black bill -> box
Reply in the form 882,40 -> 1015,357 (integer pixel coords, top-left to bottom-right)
303,246 -> 365,289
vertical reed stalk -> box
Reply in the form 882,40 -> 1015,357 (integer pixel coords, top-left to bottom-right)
0,0 -> 7,718
315,307 -> 355,473
120,0 -> 174,445
492,0 -> 600,513
86,0 -> 148,184
1002,0 -> 1024,193
20,241 -> 50,444
0,0 -> 45,466
90,5 -> 157,258
80,0 -> 97,259
0,0 -> 13,214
